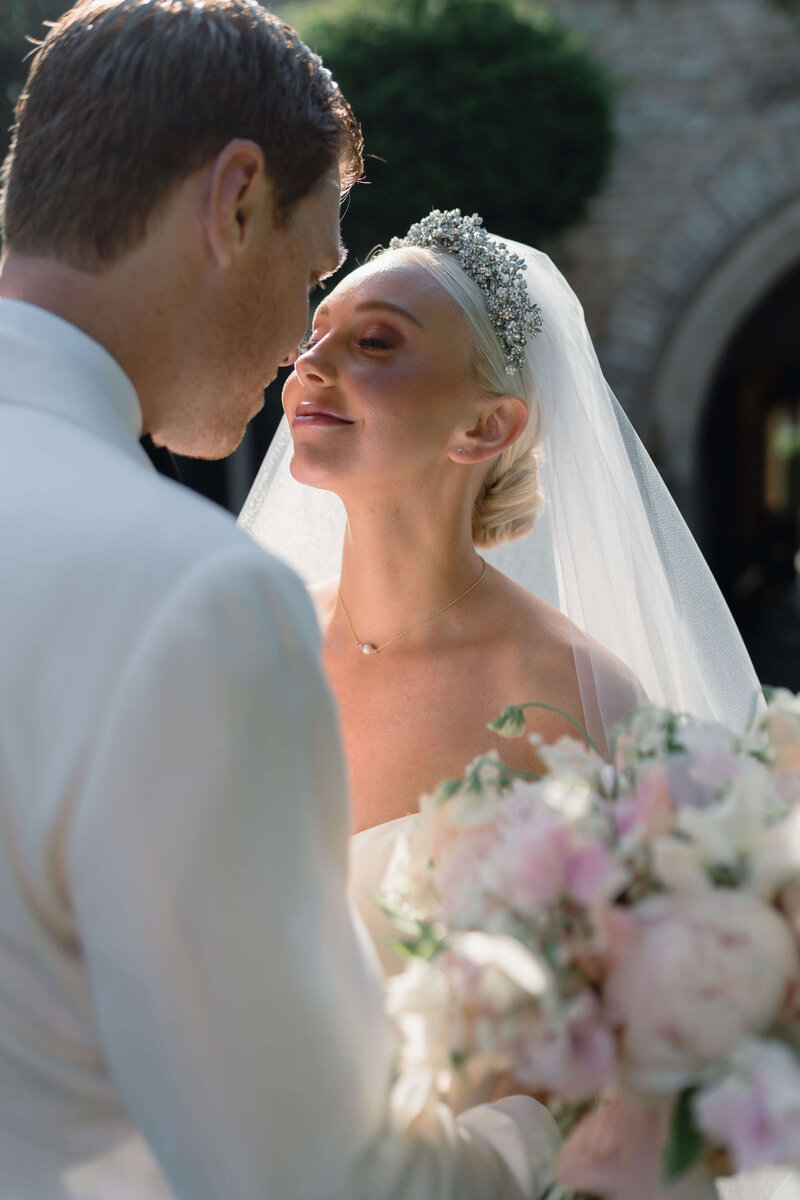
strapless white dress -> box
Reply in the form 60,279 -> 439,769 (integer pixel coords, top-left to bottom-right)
349,814 -> 800,1200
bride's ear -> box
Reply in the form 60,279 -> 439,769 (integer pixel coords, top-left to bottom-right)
449,395 -> 529,464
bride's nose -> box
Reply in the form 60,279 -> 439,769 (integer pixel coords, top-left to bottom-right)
294,344 -> 334,387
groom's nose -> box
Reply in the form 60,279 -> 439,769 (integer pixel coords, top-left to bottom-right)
280,344 -> 301,368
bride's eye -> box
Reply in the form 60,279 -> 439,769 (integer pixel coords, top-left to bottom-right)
298,332 -> 321,354
358,335 -> 395,351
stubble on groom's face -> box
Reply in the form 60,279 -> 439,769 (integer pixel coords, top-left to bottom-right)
170,164 -> 344,461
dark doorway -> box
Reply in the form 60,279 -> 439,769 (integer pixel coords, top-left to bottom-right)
698,261 -> 800,690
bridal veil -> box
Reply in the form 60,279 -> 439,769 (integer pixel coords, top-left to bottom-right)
238,239 -> 762,749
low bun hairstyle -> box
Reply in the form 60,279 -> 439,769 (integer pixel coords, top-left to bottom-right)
471,439 -> 542,549
379,244 -> 544,548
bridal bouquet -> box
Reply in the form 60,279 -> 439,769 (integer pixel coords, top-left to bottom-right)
380,691 -> 800,1200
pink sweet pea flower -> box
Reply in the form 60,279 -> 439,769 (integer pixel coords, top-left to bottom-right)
694,1039 -> 800,1172
494,812 -> 625,915
513,990 -> 617,1098
616,760 -> 675,839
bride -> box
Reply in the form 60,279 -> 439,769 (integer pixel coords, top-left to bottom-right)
240,210 -> 794,1200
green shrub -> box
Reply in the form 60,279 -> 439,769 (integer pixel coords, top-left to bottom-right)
305,0 -> 615,262
1,1 -> 68,168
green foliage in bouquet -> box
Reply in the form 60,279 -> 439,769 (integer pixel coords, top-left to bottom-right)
662,1087 -> 705,1183
302,0 -> 615,264
382,690 -> 800,1194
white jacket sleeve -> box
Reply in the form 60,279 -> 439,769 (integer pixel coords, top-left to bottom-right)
69,543 -> 558,1200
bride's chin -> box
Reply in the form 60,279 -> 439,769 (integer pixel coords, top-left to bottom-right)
288,451 -> 346,492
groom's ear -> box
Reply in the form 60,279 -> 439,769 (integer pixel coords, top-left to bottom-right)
204,139 -> 272,270
448,395 -> 529,464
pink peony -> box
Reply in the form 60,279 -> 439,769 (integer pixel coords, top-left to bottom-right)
694,1038 -> 800,1172
604,890 -> 800,1093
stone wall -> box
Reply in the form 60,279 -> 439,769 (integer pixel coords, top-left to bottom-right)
538,0 -> 800,463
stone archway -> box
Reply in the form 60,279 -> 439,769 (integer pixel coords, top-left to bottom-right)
698,260 -> 800,588
642,200 -> 800,690
648,193 -> 800,532
592,117 -> 800,505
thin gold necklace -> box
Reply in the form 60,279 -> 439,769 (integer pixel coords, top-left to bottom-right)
338,558 -> 487,657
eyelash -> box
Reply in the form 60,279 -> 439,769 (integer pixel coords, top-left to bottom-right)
298,334 -> 394,354
358,336 -> 394,351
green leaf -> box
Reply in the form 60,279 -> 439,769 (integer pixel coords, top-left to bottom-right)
662,1088 -> 706,1182
465,766 -> 485,795
520,701 -> 604,757
388,936 -> 429,959
487,704 -> 527,738
434,777 -> 463,804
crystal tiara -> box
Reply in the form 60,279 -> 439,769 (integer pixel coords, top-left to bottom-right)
388,209 -> 542,374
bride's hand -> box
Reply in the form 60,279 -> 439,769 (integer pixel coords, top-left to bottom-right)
488,1079 -> 734,1186
488,1081 -> 735,1182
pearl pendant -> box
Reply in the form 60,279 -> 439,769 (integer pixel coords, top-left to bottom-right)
359,643 -> 377,656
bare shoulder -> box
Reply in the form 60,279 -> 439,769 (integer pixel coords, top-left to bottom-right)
487,569 -> 645,729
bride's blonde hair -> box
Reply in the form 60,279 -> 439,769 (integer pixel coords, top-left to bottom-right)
381,245 -> 543,548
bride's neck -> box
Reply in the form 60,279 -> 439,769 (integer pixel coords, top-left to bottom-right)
335,500 -> 483,650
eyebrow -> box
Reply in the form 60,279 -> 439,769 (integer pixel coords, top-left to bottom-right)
315,297 -> 425,328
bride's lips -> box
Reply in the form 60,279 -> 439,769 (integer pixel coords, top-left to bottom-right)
291,401 -> 355,429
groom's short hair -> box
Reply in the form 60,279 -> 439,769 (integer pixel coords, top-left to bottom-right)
0,0 -> 362,268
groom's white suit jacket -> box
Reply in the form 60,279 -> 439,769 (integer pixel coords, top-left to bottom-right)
0,299 -> 557,1200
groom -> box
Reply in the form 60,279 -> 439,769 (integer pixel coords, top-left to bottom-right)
0,2 -> 556,1196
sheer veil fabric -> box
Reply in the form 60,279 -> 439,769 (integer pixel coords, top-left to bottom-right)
238,240 -> 761,747
239,240 -> 796,1200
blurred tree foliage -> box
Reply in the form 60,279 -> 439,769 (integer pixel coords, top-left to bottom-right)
1,0 -> 66,165
1,0 -> 617,260
304,0 -> 615,262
